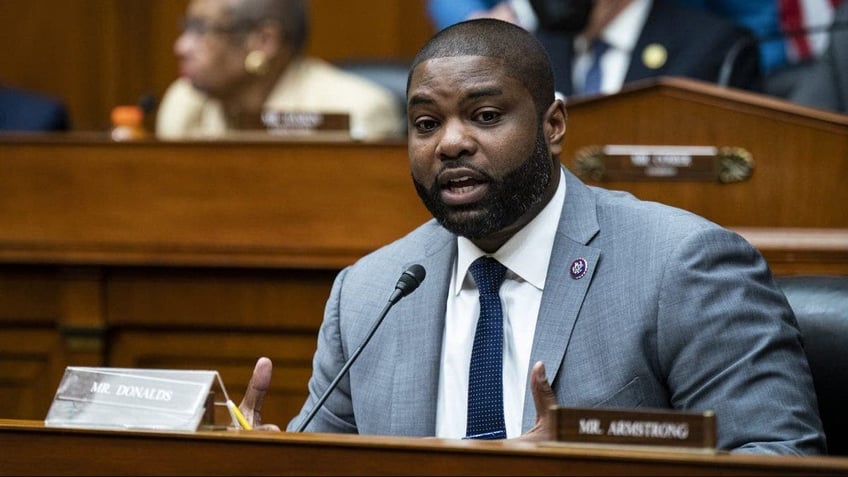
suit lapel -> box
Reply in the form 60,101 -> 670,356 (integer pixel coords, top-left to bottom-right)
390,225 -> 455,436
627,0 -> 673,82
522,169 -> 601,431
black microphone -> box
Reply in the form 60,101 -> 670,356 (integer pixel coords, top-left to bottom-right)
294,264 -> 426,432
718,20 -> 848,87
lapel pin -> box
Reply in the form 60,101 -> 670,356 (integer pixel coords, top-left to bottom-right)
570,258 -> 588,280
642,43 -> 667,70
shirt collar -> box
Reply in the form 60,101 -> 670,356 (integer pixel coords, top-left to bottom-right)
575,0 -> 652,55
455,168 -> 566,295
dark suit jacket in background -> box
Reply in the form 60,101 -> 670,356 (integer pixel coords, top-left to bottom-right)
535,0 -> 762,96
0,86 -> 69,131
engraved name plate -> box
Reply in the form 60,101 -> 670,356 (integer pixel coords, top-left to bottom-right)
551,406 -> 717,452
573,144 -> 753,183
44,367 -> 223,431
261,111 -> 351,133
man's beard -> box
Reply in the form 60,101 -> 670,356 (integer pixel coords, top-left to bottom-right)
413,128 -> 553,239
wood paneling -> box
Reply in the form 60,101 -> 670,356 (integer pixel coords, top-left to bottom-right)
0,330 -> 64,420
0,1 -> 119,130
562,77 -> 848,228
0,137 -> 427,422
0,264 -> 334,423
0,138 -> 429,267
309,0 -> 434,61
108,329 -> 317,428
0,0 -> 433,131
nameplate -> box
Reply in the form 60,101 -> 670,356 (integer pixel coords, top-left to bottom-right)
261,110 -> 351,135
573,145 -> 753,183
44,367 -> 226,431
551,407 -> 717,450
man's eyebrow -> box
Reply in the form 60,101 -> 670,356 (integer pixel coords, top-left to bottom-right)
408,94 -> 434,107
408,87 -> 504,107
466,87 -> 503,100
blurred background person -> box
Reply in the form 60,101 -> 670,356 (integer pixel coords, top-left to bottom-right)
529,0 -> 762,97
787,0 -> 848,112
427,0 -> 844,105
427,0 -> 761,97
677,0 -> 845,99
0,85 -> 69,132
156,0 -> 403,140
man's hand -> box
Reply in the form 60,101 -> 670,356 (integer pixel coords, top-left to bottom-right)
517,361 -> 557,441
238,357 -> 280,431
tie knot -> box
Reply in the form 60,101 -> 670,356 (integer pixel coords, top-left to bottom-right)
469,257 -> 507,296
590,38 -> 609,58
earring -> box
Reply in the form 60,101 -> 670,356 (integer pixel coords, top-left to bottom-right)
244,50 -> 269,75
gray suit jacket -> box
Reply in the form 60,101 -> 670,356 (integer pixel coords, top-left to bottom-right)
288,168 -> 825,455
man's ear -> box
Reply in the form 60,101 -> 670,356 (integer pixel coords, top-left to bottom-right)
544,99 -> 567,156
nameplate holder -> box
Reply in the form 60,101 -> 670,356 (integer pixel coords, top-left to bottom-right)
44,367 -> 232,431
261,110 -> 351,136
573,144 -> 753,183
550,406 -> 717,452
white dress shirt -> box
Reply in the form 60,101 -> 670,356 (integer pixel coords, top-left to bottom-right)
436,169 -> 566,438
572,0 -> 652,95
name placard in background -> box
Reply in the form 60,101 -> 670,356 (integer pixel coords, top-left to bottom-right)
550,407 -> 717,452
44,367 -> 225,431
573,145 -> 754,183
223,110 -> 354,141
262,111 -> 352,138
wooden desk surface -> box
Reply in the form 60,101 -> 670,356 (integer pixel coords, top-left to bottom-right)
2,419 -> 847,476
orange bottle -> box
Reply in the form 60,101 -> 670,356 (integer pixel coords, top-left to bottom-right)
110,105 -> 147,141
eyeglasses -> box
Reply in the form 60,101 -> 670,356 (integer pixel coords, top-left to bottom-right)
181,16 -> 257,36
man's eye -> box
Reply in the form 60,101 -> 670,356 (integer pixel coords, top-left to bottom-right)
414,119 -> 439,132
476,110 -> 501,123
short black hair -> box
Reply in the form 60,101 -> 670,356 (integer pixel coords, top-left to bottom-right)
408,18 -> 556,117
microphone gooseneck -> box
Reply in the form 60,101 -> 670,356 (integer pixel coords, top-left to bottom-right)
294,264 -> 427,432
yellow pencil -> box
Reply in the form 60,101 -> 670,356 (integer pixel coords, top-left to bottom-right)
226,399 -> 253,430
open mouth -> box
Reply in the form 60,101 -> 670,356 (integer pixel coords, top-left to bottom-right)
439,173 -> 489,206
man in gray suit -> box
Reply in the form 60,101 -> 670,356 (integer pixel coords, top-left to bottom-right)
240,18 -> 825,454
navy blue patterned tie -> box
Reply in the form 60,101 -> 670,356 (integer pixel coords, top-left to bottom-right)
582,38 -> 609,95
465,256 -> 508,440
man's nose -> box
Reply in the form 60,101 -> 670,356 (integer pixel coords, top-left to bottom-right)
436,118 -> 476,160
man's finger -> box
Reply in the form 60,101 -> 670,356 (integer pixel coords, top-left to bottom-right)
239,357 -> 273,427
525,360 -> 557,441
531,361 -> 556,414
